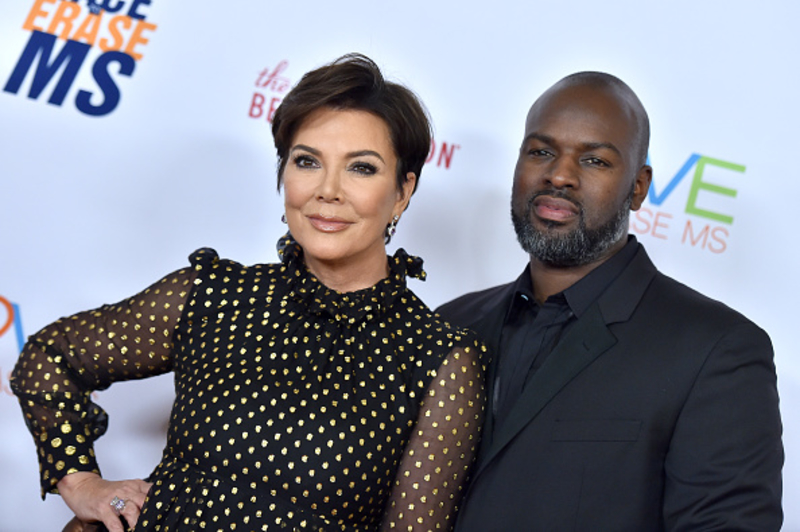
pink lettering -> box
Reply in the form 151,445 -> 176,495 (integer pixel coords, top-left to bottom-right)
249,92 -> 265,119
437,142 -> 460,169
267,97 -> 281,123
651,212 -> 672,240
256,60 -> 290,93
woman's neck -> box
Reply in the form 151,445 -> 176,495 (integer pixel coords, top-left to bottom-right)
303,252 -> 390,293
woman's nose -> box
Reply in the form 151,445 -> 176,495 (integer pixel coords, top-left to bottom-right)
316,169 -> 343,202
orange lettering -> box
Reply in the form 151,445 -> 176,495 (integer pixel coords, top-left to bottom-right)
0,296 -> 14,338
72,11 -> 104,46
46,0 -> 82,40
22,0 -> 56,32
124,19 -> 157,60
99,15 -> 131,52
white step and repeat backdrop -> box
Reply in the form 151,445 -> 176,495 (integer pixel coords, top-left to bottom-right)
1,1 -> 798,530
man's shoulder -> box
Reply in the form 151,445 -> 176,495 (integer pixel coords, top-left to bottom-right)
643,268 -> 765,334
436,282 -> 515,328
609,243 -> 763,331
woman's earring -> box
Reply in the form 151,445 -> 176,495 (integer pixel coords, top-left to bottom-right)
281,213 -> 287,224
385,215 -> 400,244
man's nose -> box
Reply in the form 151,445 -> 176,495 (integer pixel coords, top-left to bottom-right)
545,157 -> 580,189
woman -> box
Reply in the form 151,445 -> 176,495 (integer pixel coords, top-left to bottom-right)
11,54 -> 485,531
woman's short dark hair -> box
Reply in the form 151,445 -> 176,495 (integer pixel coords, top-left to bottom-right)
271,53 -> 432,194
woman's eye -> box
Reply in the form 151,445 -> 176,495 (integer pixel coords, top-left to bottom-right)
350,162 -> 377,175
293,155 -> 318,168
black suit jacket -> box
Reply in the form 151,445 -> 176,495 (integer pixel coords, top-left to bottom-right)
438,243 -> 783,531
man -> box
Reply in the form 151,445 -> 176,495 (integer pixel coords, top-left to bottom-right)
438,72 -> 783,531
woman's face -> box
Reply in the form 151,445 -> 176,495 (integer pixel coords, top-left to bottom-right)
283,107 -> 415,280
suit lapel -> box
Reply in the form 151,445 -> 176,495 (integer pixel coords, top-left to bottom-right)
474,303 -> 616,474
469,286 -> 513,447
469,243 -> 659,480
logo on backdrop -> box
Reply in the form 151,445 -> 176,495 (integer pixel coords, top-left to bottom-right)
248,59 -> 292,124
3,0 -> 159,117
631,153 -> 744,255
247,59 -> 462,171
0,295 -> 25,397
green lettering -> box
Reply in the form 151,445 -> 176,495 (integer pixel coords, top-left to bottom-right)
685,156 -> 743,225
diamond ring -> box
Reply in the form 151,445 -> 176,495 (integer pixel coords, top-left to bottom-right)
110,495 -> 126,515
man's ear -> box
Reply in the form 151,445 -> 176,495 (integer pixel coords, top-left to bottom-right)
630,165 -> 652,211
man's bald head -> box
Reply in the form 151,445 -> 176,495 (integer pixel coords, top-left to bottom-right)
511,71 -> 654,268
527,71 -> 650,168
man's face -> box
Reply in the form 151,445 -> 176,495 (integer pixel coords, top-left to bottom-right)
511,84 -> 649,267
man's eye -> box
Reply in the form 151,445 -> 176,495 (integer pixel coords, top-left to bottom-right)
351,162 -> 377,175
585,157 -> 608,167
528,149 -> 551,157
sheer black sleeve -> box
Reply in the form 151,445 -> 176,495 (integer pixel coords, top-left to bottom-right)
10,261 -> 201,498
382,342 -> 486,531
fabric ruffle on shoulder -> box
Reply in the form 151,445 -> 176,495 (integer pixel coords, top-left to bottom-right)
276,232 -> 426,325
189,247 -> 220,270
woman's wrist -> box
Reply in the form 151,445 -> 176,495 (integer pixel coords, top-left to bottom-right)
57,471 -> 101,494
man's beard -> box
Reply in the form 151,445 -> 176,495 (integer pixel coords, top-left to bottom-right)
511,188 -> 632,267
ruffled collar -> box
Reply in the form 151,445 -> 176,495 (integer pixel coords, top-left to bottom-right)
276,233 -> 426,325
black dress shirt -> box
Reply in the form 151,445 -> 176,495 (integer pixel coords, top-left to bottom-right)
493,237 -> 640,431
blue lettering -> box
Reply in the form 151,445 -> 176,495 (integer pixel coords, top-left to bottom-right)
12,304 -> 25,354
647,153 -> 702,206
128,0 -> 152,20
3,31 -> 90,106
76,51 -> 136,116
97,0 -> 126,14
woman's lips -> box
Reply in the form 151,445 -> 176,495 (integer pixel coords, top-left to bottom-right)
533,196 -> 580,222
307,215 -> 352,232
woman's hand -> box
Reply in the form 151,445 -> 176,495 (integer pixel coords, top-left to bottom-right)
57,472 -> 152,532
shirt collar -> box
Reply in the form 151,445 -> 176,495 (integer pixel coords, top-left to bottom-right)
505,266 -> 538,322
506,235 -> 640,320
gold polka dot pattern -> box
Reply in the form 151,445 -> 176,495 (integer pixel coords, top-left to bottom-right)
11,236 -> 485,530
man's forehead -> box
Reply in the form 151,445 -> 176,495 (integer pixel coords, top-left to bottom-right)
525,85 -> 637,135
521,73 -> 649,165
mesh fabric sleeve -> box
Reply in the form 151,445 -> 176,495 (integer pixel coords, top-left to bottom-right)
10,263 -> 201,498
382,341 -> 486,531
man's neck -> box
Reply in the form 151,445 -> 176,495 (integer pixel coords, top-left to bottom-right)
528,238 -> 627,305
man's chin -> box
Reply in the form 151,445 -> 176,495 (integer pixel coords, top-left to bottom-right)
532,218 -> 572,232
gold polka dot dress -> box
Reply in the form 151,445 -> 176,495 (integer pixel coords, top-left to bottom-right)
11,235 -> 486,531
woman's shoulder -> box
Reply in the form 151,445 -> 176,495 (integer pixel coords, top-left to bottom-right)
400,287 -> 486,352
185,248 -> 288,307
188,248 -> 283,277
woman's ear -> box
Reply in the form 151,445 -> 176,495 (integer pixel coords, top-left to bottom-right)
397,172 -> 417,212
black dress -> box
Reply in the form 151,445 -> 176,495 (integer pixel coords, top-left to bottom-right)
12,236 -> 486,531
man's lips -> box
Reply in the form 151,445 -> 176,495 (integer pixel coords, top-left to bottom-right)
307,215 -> 353,232
532,196 -> 580,222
